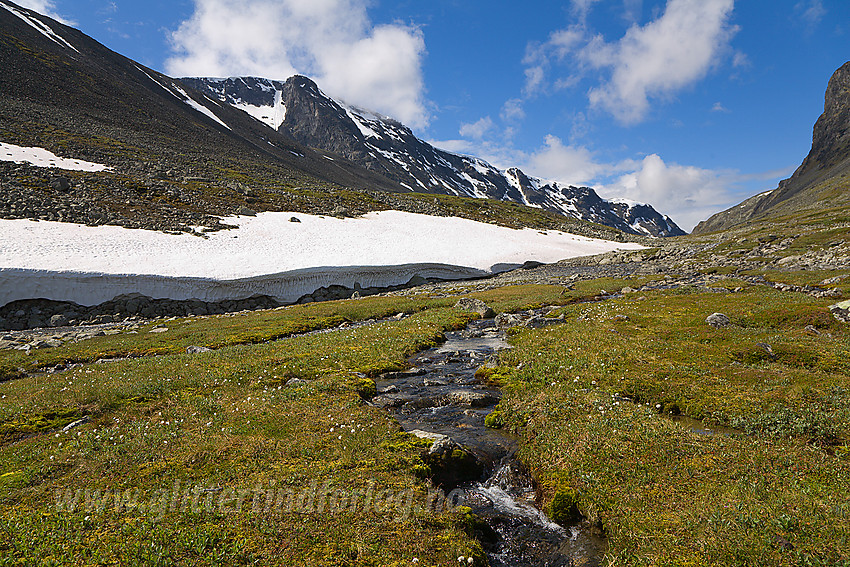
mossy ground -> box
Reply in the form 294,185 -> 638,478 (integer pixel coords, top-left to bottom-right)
0,276 -> 848,565
495,282 -> 850,566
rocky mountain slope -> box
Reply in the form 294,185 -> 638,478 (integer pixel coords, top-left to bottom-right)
0,0 -> 413,233
694,61 -> 850,234
182,76 -> 685,237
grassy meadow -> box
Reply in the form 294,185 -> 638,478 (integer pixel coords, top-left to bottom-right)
0,275 -> 848,565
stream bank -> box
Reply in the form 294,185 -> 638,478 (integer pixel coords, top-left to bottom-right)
372,310 -> 605,566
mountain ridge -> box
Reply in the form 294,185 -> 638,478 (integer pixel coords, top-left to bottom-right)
181,75 -> 685,237
693,61 -> 850,234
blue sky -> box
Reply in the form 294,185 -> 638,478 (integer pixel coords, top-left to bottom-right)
21,0 -> 850,230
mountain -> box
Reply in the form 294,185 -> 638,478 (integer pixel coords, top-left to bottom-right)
0,0 -> 677,239
181,76 -> 685,237
0,0 -> 415,233
693,61 -> 850,234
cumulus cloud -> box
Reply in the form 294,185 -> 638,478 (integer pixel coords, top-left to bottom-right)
584,0 -> 737,124
13,0 -> 74,24
459,117 -> 495,140
523,0 -> 737,125
166,0 -> 429,128
598,154 -> 737,231
524,135 -> 619,186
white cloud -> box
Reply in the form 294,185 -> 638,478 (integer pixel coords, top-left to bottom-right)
794,1 -> 826,30
459,117 -> 495,140
501,98 -> 526,123
525,135 -> 618,186
584,0 -> 737,124
598,154 -> 736,231
13,0 -> 74,24
166,0 -> 429,128
524,0 -> 738,125
711,101 -> 730,113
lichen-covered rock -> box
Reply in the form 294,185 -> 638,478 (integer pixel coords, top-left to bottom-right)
420,435 -> 482,489
705,312 -> 731,328
830,300 -> 850,322
454,298 -> 495,319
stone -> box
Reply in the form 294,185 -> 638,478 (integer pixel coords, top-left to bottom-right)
186,345 -> 211,354
289,216 -> 301,223
51,177 -> 71,192
495,312 -> 523,328
830,300 -> 850,323
236,206 -> 256,216
443,390 -> 499,407
453,298 -> 495,319
48,314 -> 68,327
705,313 -> 731,328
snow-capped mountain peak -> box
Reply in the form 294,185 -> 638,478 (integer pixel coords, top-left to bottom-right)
181,75 -> 686,237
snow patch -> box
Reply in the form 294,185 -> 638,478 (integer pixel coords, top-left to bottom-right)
1,2 -> 78,52
170,84 -> 231,130
232,89 -> 286,130
0,142 -> 110,172
0,211 -> 643,306
344,107 -> 380,139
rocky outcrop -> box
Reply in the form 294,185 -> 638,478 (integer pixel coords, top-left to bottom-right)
693,61 -> 850,234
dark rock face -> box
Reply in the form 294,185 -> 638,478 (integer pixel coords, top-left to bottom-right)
693,61 -> 850,234
803,61 -> 850,175
183,75 -> 685,237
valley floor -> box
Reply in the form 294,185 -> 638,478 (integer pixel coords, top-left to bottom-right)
0,259 -> 848,566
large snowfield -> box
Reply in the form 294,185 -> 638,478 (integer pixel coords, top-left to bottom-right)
0,210 -> 643,307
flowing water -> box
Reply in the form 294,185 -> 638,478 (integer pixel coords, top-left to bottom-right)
374,315 -> 605,566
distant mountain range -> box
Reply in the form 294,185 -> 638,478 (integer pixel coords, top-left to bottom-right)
182,76 -> 685,237
694,61 -> 850,234
0,0 -> 682,237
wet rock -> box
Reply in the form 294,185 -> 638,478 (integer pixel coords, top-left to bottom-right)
371,394 -> 408,408
443,390 -> 499,407
495,312 -> 523,329
706,312 -> 731,328
421,435 -> 483,490
454,298 -> 495,319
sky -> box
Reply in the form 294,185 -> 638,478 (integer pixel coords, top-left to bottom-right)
16,0 -> 850,231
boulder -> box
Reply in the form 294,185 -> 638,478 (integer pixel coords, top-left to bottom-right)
454,298 -> 495,319
705,313 -> 731,328
495,312 -> 523,328
830,300 -> 850,322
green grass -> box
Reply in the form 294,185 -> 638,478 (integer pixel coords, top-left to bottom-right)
492,282 -> 850,566
1,276 -> 849,565
0,307 -> 487,566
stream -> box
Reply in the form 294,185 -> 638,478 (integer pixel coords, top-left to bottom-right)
373,313 -> 605,567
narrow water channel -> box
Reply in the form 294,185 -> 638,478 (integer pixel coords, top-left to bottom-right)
373,315 -> 605,567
